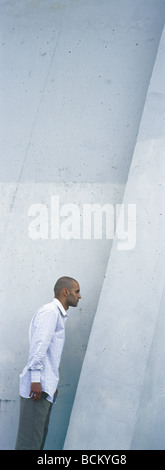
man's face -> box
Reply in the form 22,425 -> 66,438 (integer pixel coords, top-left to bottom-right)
67,281 -> 81,307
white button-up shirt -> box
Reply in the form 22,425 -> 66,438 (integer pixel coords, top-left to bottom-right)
19,298 -> 68,402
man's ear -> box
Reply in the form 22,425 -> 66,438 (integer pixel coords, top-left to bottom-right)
63,288 -> 69,297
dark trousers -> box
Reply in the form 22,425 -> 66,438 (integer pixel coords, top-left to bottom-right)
15,393 -> 52,450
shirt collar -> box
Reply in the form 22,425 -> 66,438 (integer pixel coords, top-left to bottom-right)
53,298 -> 68,317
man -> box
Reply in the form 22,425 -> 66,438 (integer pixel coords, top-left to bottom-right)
15,276 -> 81,450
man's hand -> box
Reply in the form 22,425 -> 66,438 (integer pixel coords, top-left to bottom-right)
29,382 -> 42,401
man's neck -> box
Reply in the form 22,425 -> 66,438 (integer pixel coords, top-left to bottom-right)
54,296 -> 68,311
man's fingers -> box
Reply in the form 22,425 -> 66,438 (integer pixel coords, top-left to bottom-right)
32,393 -> 41,401
33,393 -> 41,401
29,382 -> 42,400
29,391 -> 42,401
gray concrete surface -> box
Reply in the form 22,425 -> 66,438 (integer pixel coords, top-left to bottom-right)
0,0 -> 165,450
64,24 -> 165,450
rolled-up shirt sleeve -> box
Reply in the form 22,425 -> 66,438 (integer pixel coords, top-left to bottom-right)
27,308 -> 58,383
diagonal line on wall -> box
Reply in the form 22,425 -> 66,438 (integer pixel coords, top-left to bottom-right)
1,29 -> 62,249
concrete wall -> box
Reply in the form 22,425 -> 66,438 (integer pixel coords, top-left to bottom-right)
0,0 -> 165,450
64,24 -> 165,450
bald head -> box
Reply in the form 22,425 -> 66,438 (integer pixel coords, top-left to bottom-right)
54,276 -> 81,310
54,276 -> 77,297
